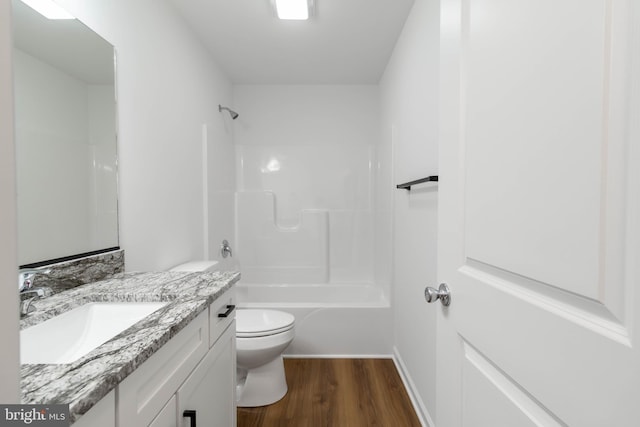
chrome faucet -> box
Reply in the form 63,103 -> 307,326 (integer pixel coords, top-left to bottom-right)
20,288 -> 45,317
18,268 -> 49,292
18,268 -> 50,317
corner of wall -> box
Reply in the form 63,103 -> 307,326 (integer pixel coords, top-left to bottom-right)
392,346 -> 436,427
0,0 -> 21,402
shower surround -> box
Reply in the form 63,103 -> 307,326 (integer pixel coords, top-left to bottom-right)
233,85 -> 392,356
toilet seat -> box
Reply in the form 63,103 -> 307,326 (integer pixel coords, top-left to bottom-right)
236,309 -> 295,338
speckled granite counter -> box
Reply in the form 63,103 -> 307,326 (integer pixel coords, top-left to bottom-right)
19,270 -> 240,422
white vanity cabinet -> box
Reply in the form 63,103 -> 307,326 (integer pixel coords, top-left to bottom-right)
178,323 -> 236,427
72,390 -> 116,427
118,288 -> 236,427
149,396 -> 177,427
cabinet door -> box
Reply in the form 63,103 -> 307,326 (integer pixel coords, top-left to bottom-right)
178,321 -> 236,427
72,390 -> 115,427
118,310 -> 209,427
149,396 -> 177,427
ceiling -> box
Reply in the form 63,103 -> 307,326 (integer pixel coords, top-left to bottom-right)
12,0 -> 114,84
168,0 -> 416,84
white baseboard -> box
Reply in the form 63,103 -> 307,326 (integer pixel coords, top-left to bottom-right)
392,346 -> 436,427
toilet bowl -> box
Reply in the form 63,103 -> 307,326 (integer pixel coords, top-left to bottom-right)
169,261 -> 295,407
236,309 -> 295,407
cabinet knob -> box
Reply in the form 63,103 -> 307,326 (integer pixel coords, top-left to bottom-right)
183,409 -> 196,427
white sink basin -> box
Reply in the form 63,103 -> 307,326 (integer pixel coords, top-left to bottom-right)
20,302 -> 166,364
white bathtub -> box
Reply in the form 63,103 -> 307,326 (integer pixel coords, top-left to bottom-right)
236,283 -> 392,357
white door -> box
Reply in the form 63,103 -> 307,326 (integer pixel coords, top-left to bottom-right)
436,0 -> 640,426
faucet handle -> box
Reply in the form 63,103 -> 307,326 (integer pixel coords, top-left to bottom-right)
18,268 -> 51,292
221,240 -> 233,258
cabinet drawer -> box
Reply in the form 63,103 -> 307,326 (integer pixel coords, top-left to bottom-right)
209,288 -> 235,347
117,310 -> 208,427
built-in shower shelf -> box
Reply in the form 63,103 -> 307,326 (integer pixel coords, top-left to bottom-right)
396,176 -> 439,190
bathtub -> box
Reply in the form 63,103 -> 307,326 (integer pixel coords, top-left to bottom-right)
236,283 -> 392,357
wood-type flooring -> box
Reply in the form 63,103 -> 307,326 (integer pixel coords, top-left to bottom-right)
237,358 -> 422,427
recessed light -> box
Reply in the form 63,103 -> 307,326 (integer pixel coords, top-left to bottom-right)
272,0 -> 313,20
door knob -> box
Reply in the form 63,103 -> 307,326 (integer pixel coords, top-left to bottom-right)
424,283 -> 451,306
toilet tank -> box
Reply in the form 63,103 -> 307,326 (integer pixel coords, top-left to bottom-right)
169,260 -> 219,272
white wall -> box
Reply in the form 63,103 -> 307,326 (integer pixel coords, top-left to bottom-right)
55,0 -> 235,271
0,0 -> 20,403
233,85 -> 379,285
379,0 -> 440,423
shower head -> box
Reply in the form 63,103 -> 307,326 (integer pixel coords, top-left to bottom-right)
219,105 -> 239,120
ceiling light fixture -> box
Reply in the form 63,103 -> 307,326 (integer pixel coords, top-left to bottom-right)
272,0 -> 313,20
19,0 -> 75,19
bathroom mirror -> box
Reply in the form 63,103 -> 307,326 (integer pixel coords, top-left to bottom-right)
12,0 -> 119,266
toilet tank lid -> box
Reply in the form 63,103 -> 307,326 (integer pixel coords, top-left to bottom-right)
170,260 -> 219,272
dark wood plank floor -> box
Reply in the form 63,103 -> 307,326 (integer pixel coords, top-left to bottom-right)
237,358 -> 421,427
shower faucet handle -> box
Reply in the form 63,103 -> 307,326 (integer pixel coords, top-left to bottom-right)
221,239 -> 233,258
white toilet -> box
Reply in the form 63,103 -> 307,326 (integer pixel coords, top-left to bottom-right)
235,308 -> 295,407
170,261 -> 295,407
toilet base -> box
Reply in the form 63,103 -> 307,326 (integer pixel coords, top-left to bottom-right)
237,355 -> 288,407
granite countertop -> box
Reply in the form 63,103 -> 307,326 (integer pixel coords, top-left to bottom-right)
19,270 -> 240,422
